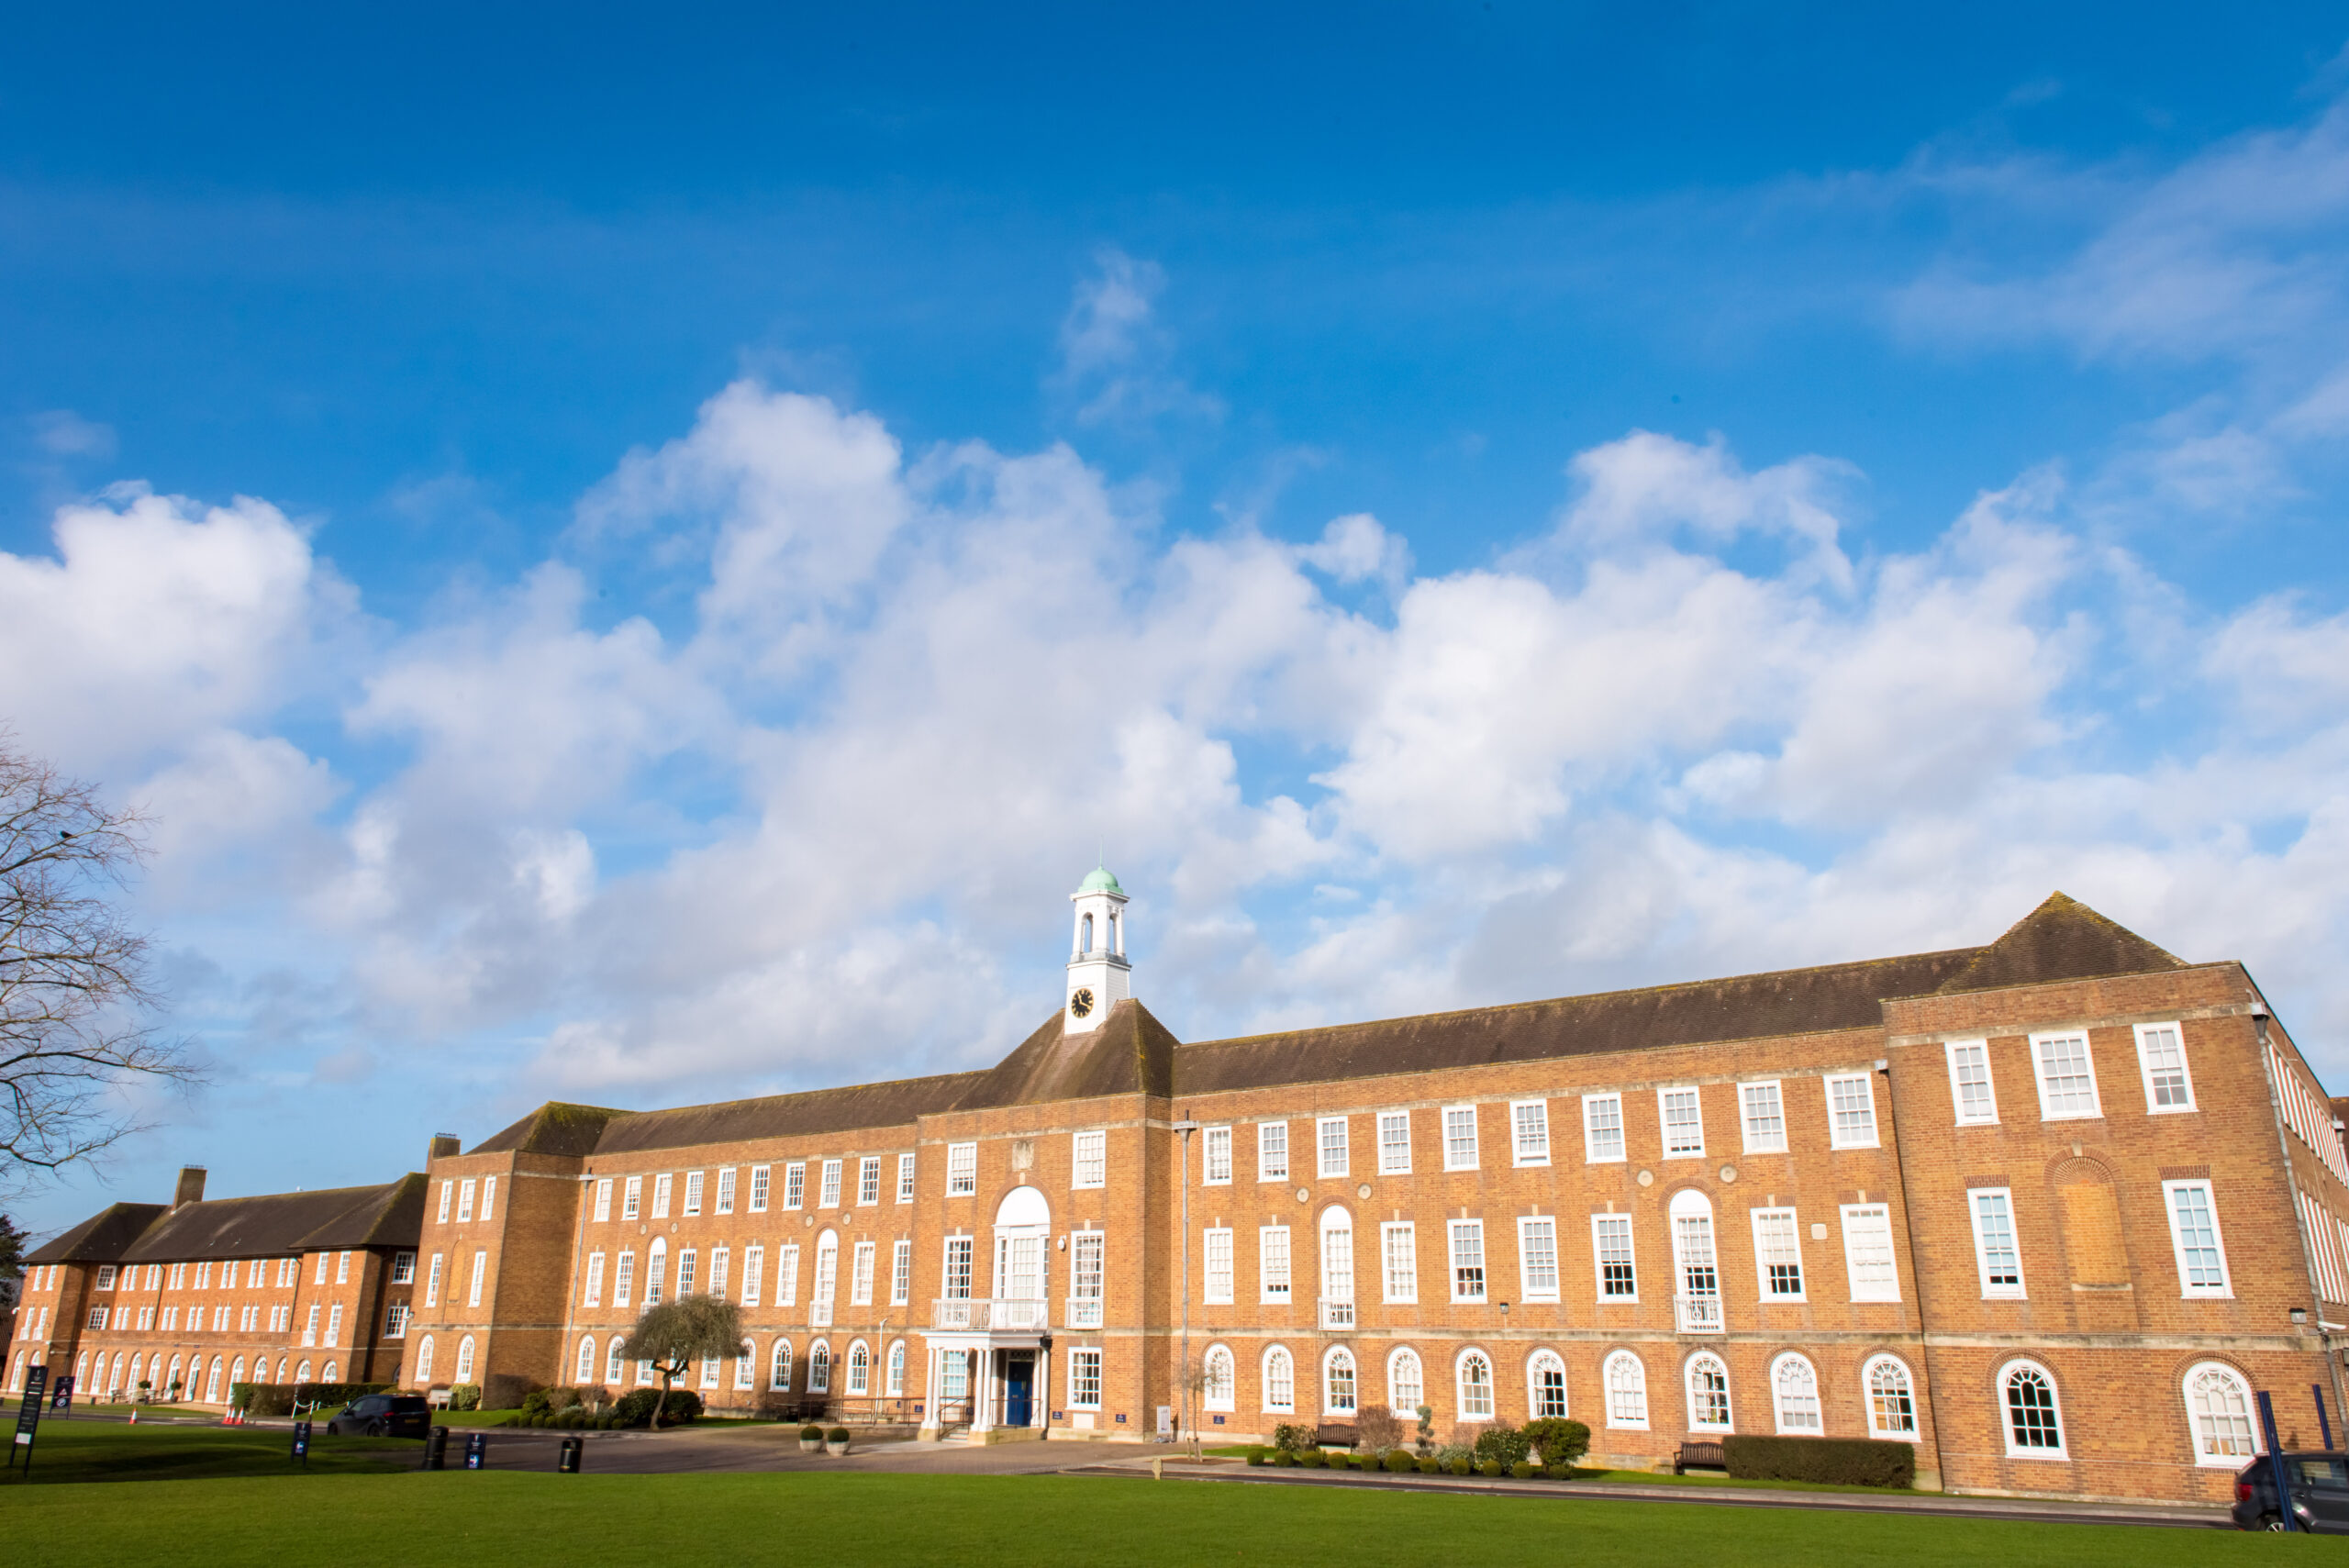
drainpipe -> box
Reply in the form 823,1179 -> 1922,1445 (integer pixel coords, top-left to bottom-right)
1174,1120 -> 1198,1454
1876,1051 -> 1946,1491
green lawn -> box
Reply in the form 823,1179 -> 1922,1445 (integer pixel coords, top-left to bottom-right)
0,1434 -> 2324,1568
1,1418 -> 413,1485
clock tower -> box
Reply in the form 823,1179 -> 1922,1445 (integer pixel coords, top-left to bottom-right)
1064,864 -> 1131,1033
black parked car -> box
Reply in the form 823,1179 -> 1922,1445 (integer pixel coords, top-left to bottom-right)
2233,1451 -> 2349,1531
325,1394 -> 432,1439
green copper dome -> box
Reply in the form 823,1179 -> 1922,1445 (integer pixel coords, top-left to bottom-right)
1078,864 -> 1123,895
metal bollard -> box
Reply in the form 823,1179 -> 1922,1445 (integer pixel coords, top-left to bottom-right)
464,1431 -> 489,1470
424,1425 -> 449,1470
559,1434 -> 584,1473
291,1420 -> 312,1467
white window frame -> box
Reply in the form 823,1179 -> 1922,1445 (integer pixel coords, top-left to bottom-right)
897,1151 -> 917,1203
1739,1080 -> 1787,1154
2028,1029 -> 2103,1121
784,1162 -> 805,1209
2183,1361 -> 2260,1468
593,1178 -> 613,1222
1442,1105 -> 1480,1172
1377,1110 -> 1412,1175
1317,1117 -> 1350,1179
1323,1345 -> 1359,1416
818,1159 -> 843,1209
890,1240 -> 910,1307
1068,1347 -> 1104,1410
1448,1219 -> 1486,1304
1456,1349 -> 1495,1420
1944,1039 -> 1998,1125
2134,1021 -> 2197,1114
858,1156 -> 881,1207
1603,1350 -> 1648,1429
1863,1352 -> 1920,1441
1203,1126 -> 1233,1185
1386,1346 -> 1424,1415
1258,1225 -> 1292,1305
1965,1187 -> 2026,1300
1263,1346 -> 1295,1414
651,1173 -> 672,1218
1841,1202 -> 1902,1303
1750,1207 -> 1805,1301
1824,1073 -> 1880,1150
683,1170 -> 704,1215
1511,1100 -> 1551,1166
749,1165 -> 770,1213
1582,1094 -> 1626,1162
1998,1357 -> 2066,1459
1203,1228 -> 1234,1306
1684,1352 -> 1732,1432
1770,1351 -> 1822,1435
1516,1216 -> 1560,1303
946,1143 -> 977,1196
850,1240 -> 875,1307
1592,1213 -> 1638,1301
1380,1221 -> 1417,1305
623,1175 -> 642,1220
2162,1179 -> 2233,1298
1072,1129 -> 1106,1190
1203,1344 -> 1237,1413
1257,1121 -> 1289,1182
1658,1086 -> 1705,1158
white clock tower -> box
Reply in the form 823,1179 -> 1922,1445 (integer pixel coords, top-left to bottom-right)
1064,864 -> 1131,1033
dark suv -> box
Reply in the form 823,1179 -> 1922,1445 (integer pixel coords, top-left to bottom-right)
326,1394 -> 432,1439
2233,1452 -> 2349,1531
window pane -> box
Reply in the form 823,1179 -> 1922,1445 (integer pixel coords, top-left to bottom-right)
1514,1102 -> 1550,1162
1662,1090 -> 1704,1155
1379,1112 -> 1411,1174
1951,1043 -> 1996,1122
1742,1083 -> 1785,1149
1585,1095 -> 1624,1161
2033,1035 -> 2099,1118
1596,1216 -> 1637,1298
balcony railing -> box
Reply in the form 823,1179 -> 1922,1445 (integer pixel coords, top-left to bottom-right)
1065,1297 -> 1104,1329
1319,1297 -> 1356,1330
931,1297 -> 1051,1331
1674,1294 -> 1724,1333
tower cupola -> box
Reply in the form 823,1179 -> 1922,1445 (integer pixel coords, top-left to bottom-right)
1064,864 -> 1131,1033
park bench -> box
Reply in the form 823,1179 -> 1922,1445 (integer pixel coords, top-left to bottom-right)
1674,1440 -> 1726,1474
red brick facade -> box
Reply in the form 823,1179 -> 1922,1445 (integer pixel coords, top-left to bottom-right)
18,890 -> 2343,1505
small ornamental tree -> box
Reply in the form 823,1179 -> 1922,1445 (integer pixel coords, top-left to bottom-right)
620,1295 -> 742,1429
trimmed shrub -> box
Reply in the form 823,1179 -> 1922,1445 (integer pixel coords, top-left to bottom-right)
1384,1449 -> 1417,1473
1274,1450 -> 1297,1466
614,1387 -> 705,1428
1247,1447 -> 1268,1466
827,1427 -> 850,1443
1509,1461 -> 1535,1479
1519,1418 -> 1591,1470
1271,1422 -> 1316,1454
1446,1456 -> 1472,1476
1722,1434 -> 1914,1489
1354,1404 -> 1404,1454
448,1385 -> 482,1412
483,1372 -> 536,1412
1477,1457 -> 1505,1477
801,1425 -> 826,1441
1474,1425 -> 1532,1469
1298,1449 -> 1328,1468
1417,1457 -> 1441,1473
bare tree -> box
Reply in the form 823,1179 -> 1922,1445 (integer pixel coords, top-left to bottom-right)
1,737 -> 190,1193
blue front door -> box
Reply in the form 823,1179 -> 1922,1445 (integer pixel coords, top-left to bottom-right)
1005,1355 -> 1033,1427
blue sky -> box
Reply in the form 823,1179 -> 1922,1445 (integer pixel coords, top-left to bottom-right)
6,6 -> 2349,1236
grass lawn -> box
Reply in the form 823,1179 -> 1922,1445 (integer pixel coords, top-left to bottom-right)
1,1418 -> 413,1485
0,1433 -> 2324,1568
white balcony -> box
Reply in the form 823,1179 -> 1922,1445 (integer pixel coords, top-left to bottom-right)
1065,1297 -> 1104,1329
1319,1297 -> 1355,1330
931,1297 -> 1051,1332
1675,1294 -> 1724,1333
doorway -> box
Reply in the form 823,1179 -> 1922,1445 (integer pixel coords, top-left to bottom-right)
1005,1353 -> 1034,1428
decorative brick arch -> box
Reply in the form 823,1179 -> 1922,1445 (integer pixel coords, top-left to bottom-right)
2047,1155 -> 2129,1287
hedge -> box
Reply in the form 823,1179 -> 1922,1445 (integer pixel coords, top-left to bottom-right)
1722,1434 -> 1915,1488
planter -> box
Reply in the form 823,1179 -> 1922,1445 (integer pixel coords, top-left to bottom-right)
826,1438 -> 852,1456
799,1438 -> 824,1453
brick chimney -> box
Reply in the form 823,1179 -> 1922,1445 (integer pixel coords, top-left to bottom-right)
429,1134 -> 462,1162
173,1166 -> 207,1207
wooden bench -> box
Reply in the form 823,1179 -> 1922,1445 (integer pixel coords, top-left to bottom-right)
1315,1423 -> 1359,1449
1674,1440 -> 1726,1474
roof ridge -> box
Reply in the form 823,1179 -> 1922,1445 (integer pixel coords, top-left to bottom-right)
604,1066 -> 994,1127
1178,942 -> 1989,1054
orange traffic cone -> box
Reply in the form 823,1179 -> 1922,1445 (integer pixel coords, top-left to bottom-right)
128,1408 -> 138,1425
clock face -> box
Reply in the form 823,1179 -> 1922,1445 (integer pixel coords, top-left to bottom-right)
1069,987 -> 1096,1018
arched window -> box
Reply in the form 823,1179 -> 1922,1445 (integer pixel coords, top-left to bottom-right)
1771,1353 -> 1820,1433
168,1354 -> 184,1396
1081,913 -> 1094,952
415,1338 -> 435,1382
847,1340 -> 872,1396
321,1362 -> 338,1384
736,1340 -> 756,1390
1457,1350 -> 1494,1420
129,1353 -> 145,1395
113,1352 -> 127,1398
810,1340 -> 832,1395
1323,1347 -> 1357,1415
646,1239 -> 669,1307
6,1354 -> 21,1395
577,1336 -> 597,1382
607,1336 -> 627,1385
1203,1344 -> 1236,1412
1999,1360 -> 2063,1457
76,1351 -> 90,1387
206,1357 -> 225,1403
1387,1347 -> 1423,1416
698,1353 -> 720,1390
295,1358 -> 312,1385
1319,1208 -> 1354,1323
453,1336 -> 475,1384
2185,1362 -> 2258,1466
229,1356 -> 245,1393
636,1358 -> 654,1385
886,1340 -> 907,1398
771,1340 -> 794,1392
1670,1189 -> 1720,1329
1685,1353 -> 1731,1431
1864,1355 -> 1917,1440
276,1357 -> 290,1383
1264,1346 -> 1295,1413
1528,1351 -> 1567,1419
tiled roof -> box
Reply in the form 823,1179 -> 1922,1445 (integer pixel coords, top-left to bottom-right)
25,1176 -> 426,1266
587,1071 -> 989,1156
1932,891 -> 2184,995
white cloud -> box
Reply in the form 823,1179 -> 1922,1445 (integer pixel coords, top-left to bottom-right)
1051,248 -> 1223,428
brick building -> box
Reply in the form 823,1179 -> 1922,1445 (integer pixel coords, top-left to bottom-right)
15,875 -> 2347,1504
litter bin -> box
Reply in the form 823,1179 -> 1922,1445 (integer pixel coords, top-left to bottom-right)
464,1431 -> 488,1470
559,1435 -> 584,1473
424,1425 -> 448,1471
